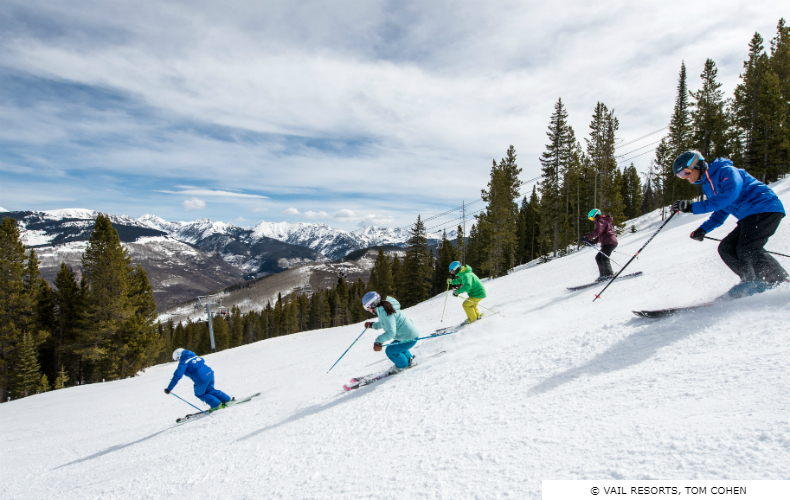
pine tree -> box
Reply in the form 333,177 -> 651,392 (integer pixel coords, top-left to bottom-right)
16,333 -> 42,398
120,263 -> 162,377
390,255 -> 404,299
735,33 -> 767,171
432,231 -> 457,294
772,19 -> 790,141
479,145 -> 522,276
585,102 -> 619,212
230,306 -> 243,347
54,366 -> 69,389
298,294 -> 311,331
754,67 -> 789,180
541,98 -> 576,256
663,62 -> 699,202
78,214 -> 160,381
38,374 -> 50,393
401,216 -> 432,307
669,62 -> 693,155
455,225 -> 466,265
610,168 -> 627,231
690,58 -> 728,160
622,164 -> 643,220
0,217 -> 35,401
368,247 -> 393,298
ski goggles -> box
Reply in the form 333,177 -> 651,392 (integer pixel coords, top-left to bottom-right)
676,152 -> 701,178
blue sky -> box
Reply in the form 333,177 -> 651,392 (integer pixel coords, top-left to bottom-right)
0,0 -> 785,231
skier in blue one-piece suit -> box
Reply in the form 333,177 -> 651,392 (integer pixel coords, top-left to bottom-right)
164,348 -> 233,410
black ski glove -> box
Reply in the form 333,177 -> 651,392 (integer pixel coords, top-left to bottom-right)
690,228 -> 706,241
164,389 -> 170,394
672,200 -> 693,213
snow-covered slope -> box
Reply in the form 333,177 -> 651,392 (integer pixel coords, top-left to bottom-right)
3,180 -> 790,499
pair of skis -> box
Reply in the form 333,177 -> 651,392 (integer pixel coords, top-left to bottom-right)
566,270 -> 723,318
566,271 -> 644,291
176,392 -> 261,423
343,350 -> 447,391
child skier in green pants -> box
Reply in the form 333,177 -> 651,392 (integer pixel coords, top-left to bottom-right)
448,261 -> 487,324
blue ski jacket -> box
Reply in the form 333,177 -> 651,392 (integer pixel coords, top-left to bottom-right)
692,158 -> 785,233
167,350 -> 214,392
370,296 -> 420,345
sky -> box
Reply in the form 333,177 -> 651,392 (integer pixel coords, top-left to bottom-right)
0,1 -> 786,231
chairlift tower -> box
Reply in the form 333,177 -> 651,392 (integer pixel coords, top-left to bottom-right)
196,294 -> 225,353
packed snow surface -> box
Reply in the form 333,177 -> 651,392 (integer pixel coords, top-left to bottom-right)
3,180 -> 790,499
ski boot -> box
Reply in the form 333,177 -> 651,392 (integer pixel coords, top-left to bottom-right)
727,280 -> 781,298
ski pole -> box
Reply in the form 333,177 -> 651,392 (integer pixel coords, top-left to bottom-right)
452,294 -> 502,316
703,236 -> 790,259
582,239 -> 622,268
440,282 -> 450,322
385,330 -> 458,346
170,392 -> 212,417
327,328 -> 367,374
593,211 -> 676,302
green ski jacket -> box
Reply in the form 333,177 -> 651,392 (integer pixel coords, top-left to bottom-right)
450,265 -> 486,299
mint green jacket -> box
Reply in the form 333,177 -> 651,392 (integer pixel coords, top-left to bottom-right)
370,296 -> 420,344
450,265 -> 487,298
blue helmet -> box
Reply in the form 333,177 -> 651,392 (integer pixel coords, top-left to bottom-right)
673,150 -> 707,176
449,261 -> 461,276
362,291 -> 381,310
587,208 -> 601,221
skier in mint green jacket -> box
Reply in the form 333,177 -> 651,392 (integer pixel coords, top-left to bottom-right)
362,292 -> 419,369
448,261 -> 487,324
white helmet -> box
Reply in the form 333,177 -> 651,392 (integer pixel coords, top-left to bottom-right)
172,348 -> 184,361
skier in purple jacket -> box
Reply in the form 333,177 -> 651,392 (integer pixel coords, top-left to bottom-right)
671,151 -> 787,297
583,209 -> 618,281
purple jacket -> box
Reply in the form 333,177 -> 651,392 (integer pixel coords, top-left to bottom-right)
586,215 -> 618,246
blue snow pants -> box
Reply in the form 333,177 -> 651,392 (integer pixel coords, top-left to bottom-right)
193,373 -> 231,408
385,340 -> 417,369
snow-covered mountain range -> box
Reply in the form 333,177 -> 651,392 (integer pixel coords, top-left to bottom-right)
138,214 -> 448,261
0,208 -> 451,309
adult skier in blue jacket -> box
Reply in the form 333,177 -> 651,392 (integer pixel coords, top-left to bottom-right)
362,291 -> 419,370
671,151 -> 787,296
164,348 -> 233,410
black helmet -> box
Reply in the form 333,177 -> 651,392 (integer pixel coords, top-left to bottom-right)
672,150 -> 707,176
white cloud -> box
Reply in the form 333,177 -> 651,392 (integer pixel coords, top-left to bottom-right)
235,216 -> 248,223
253,207 -> 269,212
282,207 -> 300,215
3,0 -> 784,227
358,214 -> 394,227
334,209 -> 356,219
159,187 -> 267,199
182,198 -> 206,211
303,210 -> 328,219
